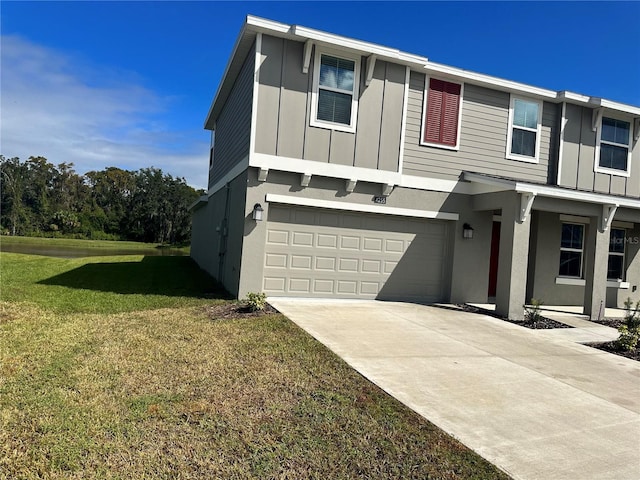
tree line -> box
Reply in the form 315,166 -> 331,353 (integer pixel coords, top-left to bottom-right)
1,155 -> 203,244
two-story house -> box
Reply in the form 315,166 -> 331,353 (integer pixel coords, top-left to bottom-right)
191,15 -> 640,320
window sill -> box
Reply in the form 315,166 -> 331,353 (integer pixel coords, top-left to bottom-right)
310,119 -> 356,134
555,277 -> 630,289
555,277 -> 585,286
607,280 -> 630,289
419,141 -> 460,151
593,165 -> 631,178
506,153 -> 539,164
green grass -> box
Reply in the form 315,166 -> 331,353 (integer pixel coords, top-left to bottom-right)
0,234 -> 181,250
0,251 -> 511,479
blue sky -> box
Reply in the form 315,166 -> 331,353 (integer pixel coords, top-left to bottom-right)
2,1 -> 639,190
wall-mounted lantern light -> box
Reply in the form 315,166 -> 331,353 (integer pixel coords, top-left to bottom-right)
252,203 -> 264,221
463,223 -> 474,239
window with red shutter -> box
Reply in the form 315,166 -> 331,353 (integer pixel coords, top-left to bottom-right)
422,78 -> 462,148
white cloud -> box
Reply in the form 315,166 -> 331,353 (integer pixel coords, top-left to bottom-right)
0,35 -> 209,189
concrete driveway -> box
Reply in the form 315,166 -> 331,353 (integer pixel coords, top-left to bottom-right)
269,299 -> 640,480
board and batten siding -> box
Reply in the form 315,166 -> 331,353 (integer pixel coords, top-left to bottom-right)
403,71 -> 556,183
559,103 -> 640,198
255,35 -> 405,172
209,42 -> 255,188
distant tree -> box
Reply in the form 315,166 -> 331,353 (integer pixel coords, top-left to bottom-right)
0,156 -> 28,235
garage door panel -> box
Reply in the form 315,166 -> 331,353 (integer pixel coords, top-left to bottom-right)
263,205 -> 448,301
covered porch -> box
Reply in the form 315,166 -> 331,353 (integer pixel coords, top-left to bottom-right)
460,172 -> 640,320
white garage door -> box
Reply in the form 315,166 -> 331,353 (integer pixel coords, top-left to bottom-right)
262,205 -> 450,302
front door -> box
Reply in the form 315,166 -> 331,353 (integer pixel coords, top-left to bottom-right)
488,221 -> 501,297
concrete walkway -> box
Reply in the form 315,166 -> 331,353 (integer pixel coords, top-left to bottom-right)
269,299 -> 640,480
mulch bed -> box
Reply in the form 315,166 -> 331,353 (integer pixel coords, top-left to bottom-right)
459,304 -> 572,329
204,302 -> 279,320
585,341 -> 640,361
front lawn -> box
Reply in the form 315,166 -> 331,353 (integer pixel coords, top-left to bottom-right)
0,252 -> 510,479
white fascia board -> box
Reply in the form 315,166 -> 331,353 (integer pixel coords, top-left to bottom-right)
463,171 -> 640,209
251,152 -> 478,194
265,194 -> 459,221
246,15 -> 292,34
206,156 -> 250,197
204,21 -> 251,129
558,91 -> 640,116
424,62 -> 557,100
252,152 -> 402,185
291,25 -> 428,65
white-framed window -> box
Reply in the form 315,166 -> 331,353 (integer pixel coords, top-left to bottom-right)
559,223 -> 584,278
506,96 -> 543,163
421,77 -> 463,150
310,49 -> 360,133
608,228 -> 626,280
595,116 -> 632,177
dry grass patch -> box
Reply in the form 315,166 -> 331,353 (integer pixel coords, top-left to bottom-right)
1,302 -> 510,479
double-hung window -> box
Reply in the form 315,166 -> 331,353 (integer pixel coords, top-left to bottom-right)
559,223 -> 584,278
596,116 -> 632,176
421,78 -> 463,149
608,228 -> 626,280
311,51 -> 360,132
506,97 -> 543,162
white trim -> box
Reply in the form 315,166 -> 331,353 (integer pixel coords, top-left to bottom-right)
265,193 -> 460,221
557,102 -> 566,185
505,95 -> 543,163
555,277 -> 585,286
249,33 -> 262,158
398,66 -> 410,174
594,114 -> 632,178
607,280 -> 630,289
291,24 -> 429,65
463,171 -> 640,209
424,61 -> 557,100
612,220 -> 634,229
250,152 -> 479,194
591,107 -> 603,132
302,39 -> 313,74
560,214 -> 590,224
206,156 -> 249,197
519,193 -> 536,222
608,227 -> 626,282
309,48 -> 360,133
554,277 -> 630,289
365,54 -> 377,86
602,204 -> 618,232
420,76 -> 464,150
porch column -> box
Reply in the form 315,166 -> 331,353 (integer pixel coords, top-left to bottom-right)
583,219 -> 609,320
495,196 -> 532,320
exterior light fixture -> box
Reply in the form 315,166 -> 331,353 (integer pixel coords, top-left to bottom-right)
252,203 -> 264,221
463,223 -> 474,239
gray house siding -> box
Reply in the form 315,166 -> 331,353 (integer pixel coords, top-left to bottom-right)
403,71 -> 556,183
559,104 -> 640,198
255,35 -> 405,172
191,171 -> 248,296
209,43 -> 255,188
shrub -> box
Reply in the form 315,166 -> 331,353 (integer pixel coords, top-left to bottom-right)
616,298 -> 640,351
524,298 -> 543,324
245,292 -> 267,312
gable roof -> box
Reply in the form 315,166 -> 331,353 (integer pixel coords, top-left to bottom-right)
204,15 -> 640,130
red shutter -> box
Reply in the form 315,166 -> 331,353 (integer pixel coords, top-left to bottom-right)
423,79 -> 461,147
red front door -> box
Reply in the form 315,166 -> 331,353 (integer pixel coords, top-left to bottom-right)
488,221 -> 501,297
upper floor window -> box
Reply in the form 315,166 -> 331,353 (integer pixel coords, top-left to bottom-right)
559,223 -> 584,278
506,97 -> 542,163
310,51 -> 360,133
596,116 -> 632,176
608,228 -> 626,280
421,78 -> 463,149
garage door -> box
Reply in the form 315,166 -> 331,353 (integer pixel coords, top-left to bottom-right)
262,205 -> 450,302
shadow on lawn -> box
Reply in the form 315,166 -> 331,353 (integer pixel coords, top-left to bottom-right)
38,256 -> 231,299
